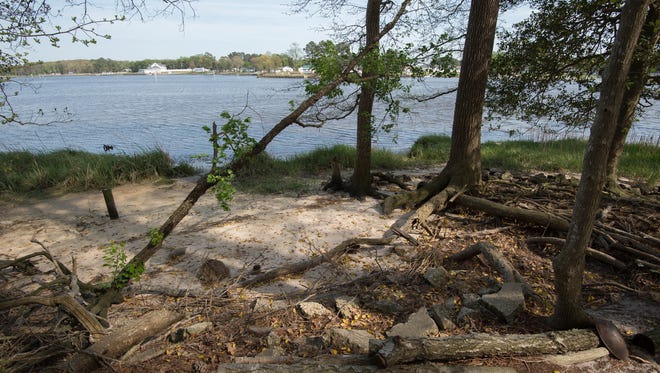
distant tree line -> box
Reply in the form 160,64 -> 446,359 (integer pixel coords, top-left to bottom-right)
12,41 -> 459,76
12,43 -> 308,75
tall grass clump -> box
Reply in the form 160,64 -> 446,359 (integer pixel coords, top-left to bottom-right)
0,148 -> 198,196
408,135 -> 452,162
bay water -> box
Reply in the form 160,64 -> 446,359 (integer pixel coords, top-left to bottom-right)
1,75 -> 657,164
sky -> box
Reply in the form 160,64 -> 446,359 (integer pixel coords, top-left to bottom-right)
26,1 -> 532,62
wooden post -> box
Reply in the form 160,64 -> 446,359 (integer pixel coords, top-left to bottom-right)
102,188 -> 119,219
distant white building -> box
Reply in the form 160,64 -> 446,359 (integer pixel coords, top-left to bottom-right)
140,63 -> 168,75
281,66 -> 294,73
298,65 -> 314,74
193,67 -> 208,73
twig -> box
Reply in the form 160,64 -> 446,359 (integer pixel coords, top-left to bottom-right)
30,239 -> 65,278
390,226 -> 420,246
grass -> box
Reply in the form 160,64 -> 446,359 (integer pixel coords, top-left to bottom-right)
2,136 -> 657,197
0,148 -> 198,197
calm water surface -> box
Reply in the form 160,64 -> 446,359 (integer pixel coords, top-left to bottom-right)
1,75 -> 658,163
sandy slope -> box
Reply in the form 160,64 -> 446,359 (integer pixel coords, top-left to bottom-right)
1,177 -> 404,295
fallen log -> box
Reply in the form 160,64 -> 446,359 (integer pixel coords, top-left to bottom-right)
64,309 -> 183,372
375,329 -> 601,367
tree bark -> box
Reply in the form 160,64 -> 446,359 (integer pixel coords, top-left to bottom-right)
350,0 -> 380,198
381,0 -> 499,213
552,0 -> 650,329
375,329 -> 600,367
444,0 -> 499,187
606,2 -> 659,191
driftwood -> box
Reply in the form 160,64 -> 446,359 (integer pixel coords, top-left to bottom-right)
240,236 -> 394,287
375,329 -> 601,367
64,309 -> 183,372
0,294 -> 105,341
390,189 -> 657,271
527,237 -> 627,270
447,241 -> 538,300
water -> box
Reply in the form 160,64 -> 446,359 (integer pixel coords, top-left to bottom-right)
1,75 -> 658,163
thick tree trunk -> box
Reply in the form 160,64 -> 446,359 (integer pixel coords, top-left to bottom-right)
606,2 -> 659,191
350,0 -> 380,198
445,0 -> 499,187
381,0 -> 498,213
375,329 -> 600,367
552,0 -> 650,329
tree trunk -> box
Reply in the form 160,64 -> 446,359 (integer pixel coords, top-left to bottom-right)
606,2 -> 659,191
350,0 -> 380,198
552,0 -> 650,329
381,0 -> 499,213
444,0 -> 499,187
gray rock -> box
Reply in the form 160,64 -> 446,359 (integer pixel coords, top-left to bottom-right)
335,295 -> 361,319
252,297 -> 288,312
448,280 -> 469,294
326,328 -> 374,354
461,293 -> 481,308
186,322 -> 213,336
480,282 -> 525,323
297,301 -> 333,318
456,307 -> 480,325
387,307 -> 439,338
367,299 -> 405,314
424,267 -> 450,288
294,335 -> 325,355
429,304 -> 457,331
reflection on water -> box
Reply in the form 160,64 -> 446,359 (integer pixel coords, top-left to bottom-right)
1,75 -> 657,163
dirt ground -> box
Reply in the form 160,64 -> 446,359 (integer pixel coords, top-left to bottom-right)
0,169 -> 658,372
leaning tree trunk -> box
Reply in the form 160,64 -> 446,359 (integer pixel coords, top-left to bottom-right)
350,0 -> 381,198
382,0 -> 499,214
605,1 -> 659,192
551,0 -> 650,329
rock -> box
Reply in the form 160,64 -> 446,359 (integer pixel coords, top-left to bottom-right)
448,280 -> 469,294
480,282 -> 525,323
197,258 -> 230,288
247,326 -> 273,336
461,293 -> 481,308
294,335 -> 325,356
326,328 -> 374,354
335,295 -> 361,319
186,322 -> 212,336
297,301 -> 333,318
167,322 -> 212,343
423,267 -> 450,288
252,298 -> 289,312
367,299 -> 405,315
429,304 -> 457,331
387,307 -> 439,338
456,307 -> 480,325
